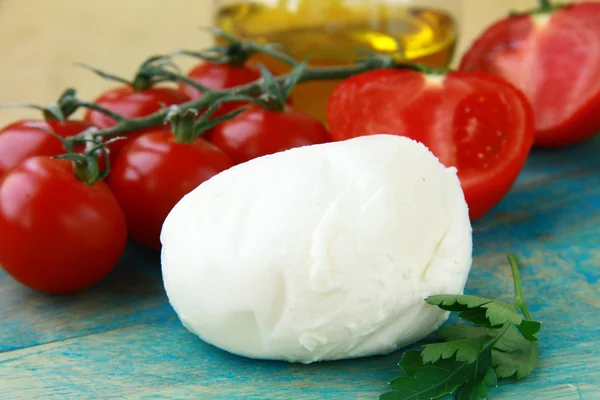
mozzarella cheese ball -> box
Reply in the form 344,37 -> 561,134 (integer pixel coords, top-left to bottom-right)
161,134 -> 472,363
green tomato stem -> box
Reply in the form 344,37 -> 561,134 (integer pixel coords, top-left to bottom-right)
539,0 -> 552,10
67,55 -> 397,142
77,101 -> 127,123
508,254 -> 534,321
247,42 -> 299,67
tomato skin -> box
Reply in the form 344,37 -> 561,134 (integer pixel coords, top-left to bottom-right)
180,62 -> 262,117
107,131 -> 234,250
0,119 -> 93,176
84,86 -> 190,159
0,157 -> 127,294
327,68 -> 535,220
459,3 -> 600,147
209,104 -> 331,164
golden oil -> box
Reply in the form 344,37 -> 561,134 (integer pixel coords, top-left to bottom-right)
216,1 -> 458,121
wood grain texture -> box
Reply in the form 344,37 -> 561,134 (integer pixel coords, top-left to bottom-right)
0,243 -> 174,352
1,136 -> 599,399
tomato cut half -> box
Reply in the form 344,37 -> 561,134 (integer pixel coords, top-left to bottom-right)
327,69 -> 535,220
460,2 -> 600,147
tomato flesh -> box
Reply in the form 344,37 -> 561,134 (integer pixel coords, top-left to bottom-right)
108,131 -> 234,250
326,69 -> 535,220
460,3 -> 600,146
0,157 -> 127,294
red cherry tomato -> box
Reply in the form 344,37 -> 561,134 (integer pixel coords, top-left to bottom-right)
0,119 -> 93,176
180,62 -> 262,117
459,2 -> 600,147
0,157 -> 127,294
209,104 -> 331,164
84,86 -> 190,159
326,69 -> 535,220
108,131 -> 234,250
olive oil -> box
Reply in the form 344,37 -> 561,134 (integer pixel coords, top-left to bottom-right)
216,1 -> 458,121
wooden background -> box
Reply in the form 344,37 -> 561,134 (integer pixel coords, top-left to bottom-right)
0,0 -> 590,125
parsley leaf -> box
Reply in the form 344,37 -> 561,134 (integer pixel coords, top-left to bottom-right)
426,295 -> 541,341
435,324 -> 489,341
421,335 -> 490,364
380,255 -> 542,400
492,326 -> 539,379
381,348 -> 496,400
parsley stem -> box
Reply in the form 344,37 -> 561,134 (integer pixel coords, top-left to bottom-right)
508,254 -> 534,321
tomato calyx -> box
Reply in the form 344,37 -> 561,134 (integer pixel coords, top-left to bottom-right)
168,108 -> 200,144
77,55 -> 180,92
176,28 -> 255,68
55,89 -> 130,132
166,96 -> 249,144
176,28 -> 300,70
0,88 -> 81,122
255,61 -> 307,112
167,61 -> 308,143
510,0 -> 567,17
358,48 -> 448,75
49,129 -> 117,186
394,62 -> 451,76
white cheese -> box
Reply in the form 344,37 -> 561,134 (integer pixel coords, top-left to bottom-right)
160,134 -> 472,364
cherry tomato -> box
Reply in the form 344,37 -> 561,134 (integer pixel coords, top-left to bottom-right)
0,157 -> 127,293
108,131 -> 234,250
84,86 -> 190,159
209,104 -> 331,164
0,119 -> 93,176
327,69 -> 535,220
180,62 -> 262,117
459,2 -> 600,147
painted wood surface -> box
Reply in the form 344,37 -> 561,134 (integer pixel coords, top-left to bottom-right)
1,136 -> 600,399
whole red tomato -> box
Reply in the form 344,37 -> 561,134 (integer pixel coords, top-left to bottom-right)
84,86 -> 190,159
327,69 -> 535,220
0,119 -> 93,176
460,2 -> 600,147
209,104 -> 331,164
180,62 -> 262,117
0,156 -> 127,293
108,131 -> 234,250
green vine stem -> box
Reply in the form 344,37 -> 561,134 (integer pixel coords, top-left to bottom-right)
76,101 -> 127,123
43,128 -> 116,186
0,89 -> 81,122
176,28 -> 299,68
167,95 -> 256,144
76,55 -> 180,92
508,254 -> 534,321
67,50 -> 398,143
539,0 -> 552,10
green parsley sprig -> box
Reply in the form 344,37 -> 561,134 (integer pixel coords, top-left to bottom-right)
381,254 -> 542,400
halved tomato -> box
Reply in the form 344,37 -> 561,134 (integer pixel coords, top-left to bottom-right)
327,68 -> 535,220
460,2 -> 600,147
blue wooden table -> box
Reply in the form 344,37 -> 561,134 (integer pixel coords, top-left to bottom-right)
1,137 -> 599,400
